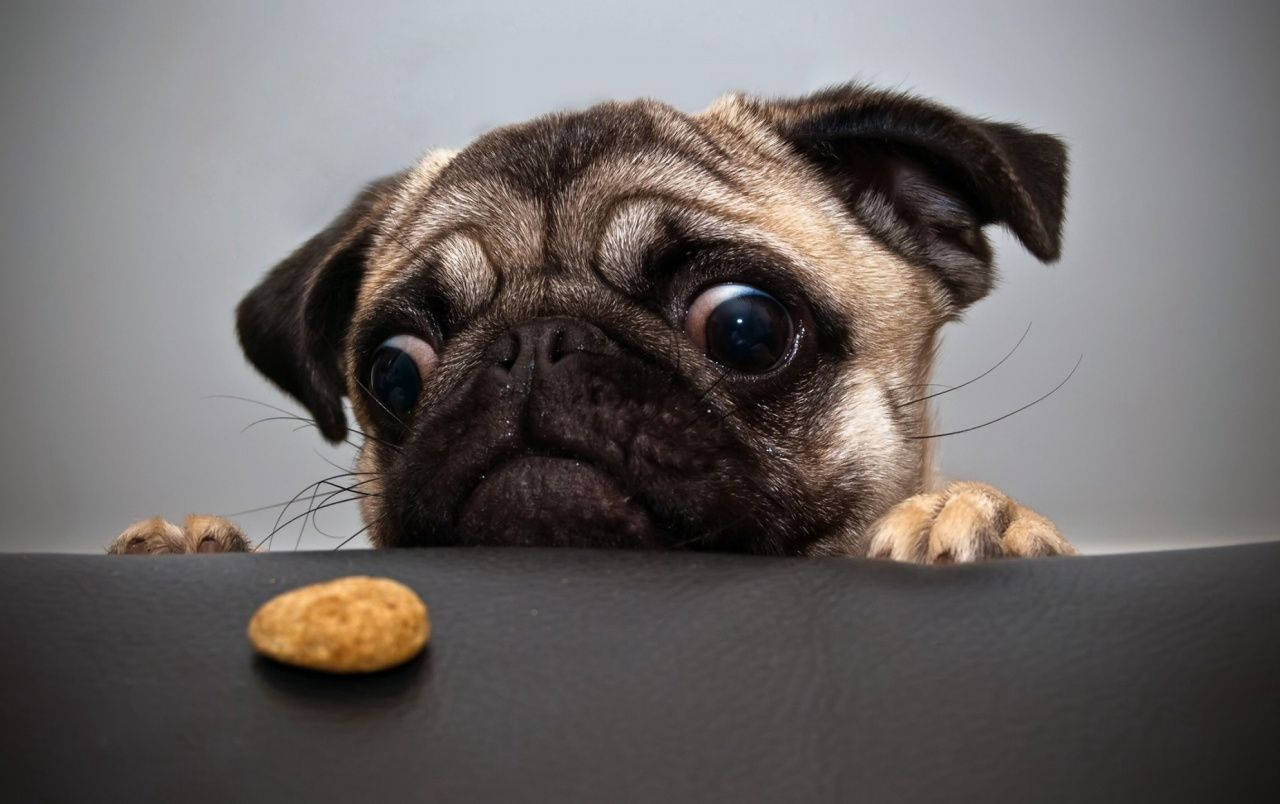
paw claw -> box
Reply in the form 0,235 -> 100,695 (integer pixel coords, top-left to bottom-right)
183,514 -> 251,553
867,482 -> 1071,564
109,515 -> 252,555
108,517 -> 185,555
867,493 -> 939,562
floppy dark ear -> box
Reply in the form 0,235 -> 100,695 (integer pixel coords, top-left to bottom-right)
236,173 -> 405,442
753,84 -> 1068,310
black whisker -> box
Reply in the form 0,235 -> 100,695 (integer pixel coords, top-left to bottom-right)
225,498 -> 326,519
898,321 -> 1033,408
224,472 -> 380,519
241,414 -> 312,434
266,472 -> 381,546
384,229 -> 434,268
333,516 -> 383,551
270,471 -> 363,533
293,475 -> 329,552
309,500 -> 351,539
910,354 -> 1083,441
694,366 -> 731,407
257,488 -> 382,550
205,393 -> 305,419
260,494 -> 375,551
351,373 -> 411,434
294,477 -> 374,549
208,393 -> 401,453
312,448 -> 379,477
887,381 -> 956,394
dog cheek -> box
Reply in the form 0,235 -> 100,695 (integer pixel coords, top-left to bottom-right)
813,371 -> 920,521
355,445 -> 390,546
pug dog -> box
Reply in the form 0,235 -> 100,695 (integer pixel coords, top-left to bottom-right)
110,83 -> 1075,563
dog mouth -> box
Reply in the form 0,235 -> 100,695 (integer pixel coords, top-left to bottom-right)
455,453 -> 660,547
375,319 -> 803,552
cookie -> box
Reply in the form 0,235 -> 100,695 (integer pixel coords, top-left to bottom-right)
248,576 -> 429,673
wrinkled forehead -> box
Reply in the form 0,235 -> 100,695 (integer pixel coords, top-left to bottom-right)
358,98 -> 895,326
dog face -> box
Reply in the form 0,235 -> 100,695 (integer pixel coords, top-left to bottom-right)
237,85 -> 1067,555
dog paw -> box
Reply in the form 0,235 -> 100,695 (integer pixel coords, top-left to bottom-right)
108,515 -> 252,555
866,482 -> 1074,563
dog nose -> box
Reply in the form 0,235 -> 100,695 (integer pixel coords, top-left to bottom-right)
485,317 -> 619,381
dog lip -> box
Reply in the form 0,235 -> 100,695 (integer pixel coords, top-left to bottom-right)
472,450 -> 612,493
456,453 -> 659,546
450,446 -> 636,528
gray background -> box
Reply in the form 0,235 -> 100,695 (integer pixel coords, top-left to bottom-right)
2,0 -> 1277,553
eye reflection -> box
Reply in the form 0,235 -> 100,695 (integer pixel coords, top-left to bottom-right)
369,334 -> 436,418
685,284 -> 794,373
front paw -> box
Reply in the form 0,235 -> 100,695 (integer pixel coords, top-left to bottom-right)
866,482 -> 1074,563
108,515 -> 252,554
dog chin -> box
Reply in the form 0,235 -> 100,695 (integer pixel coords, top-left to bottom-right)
455,454 -> 662,548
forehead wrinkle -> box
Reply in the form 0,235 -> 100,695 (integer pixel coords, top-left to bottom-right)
551,148 -> 745,271
366,176 -> 543,295
376,103 -> 746,290
584,189 -> 857,317
591,188 -> 855,316
632,100 -> 747,185
383,148 -> 458,231
423,178 -> 544,267
360,230 -> 500,327
593,198 -> 665,294
431,232 -> 499,320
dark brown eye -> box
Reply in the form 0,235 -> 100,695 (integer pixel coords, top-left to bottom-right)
369,334 -> 437,418
685,284 -> 794,373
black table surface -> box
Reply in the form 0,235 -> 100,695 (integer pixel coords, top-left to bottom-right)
2,543 -> 1279,802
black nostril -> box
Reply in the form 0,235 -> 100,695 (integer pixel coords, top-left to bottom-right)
484,317 -> 618,384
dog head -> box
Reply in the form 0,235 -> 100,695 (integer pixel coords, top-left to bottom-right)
236,84 -> 1067,554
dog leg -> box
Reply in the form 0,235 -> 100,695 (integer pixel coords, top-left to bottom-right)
865,482 -> 1074,563
107,515 -> 252,554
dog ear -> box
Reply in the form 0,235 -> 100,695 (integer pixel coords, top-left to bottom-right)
236,173 -> 405,442
751,84 -> 1068,310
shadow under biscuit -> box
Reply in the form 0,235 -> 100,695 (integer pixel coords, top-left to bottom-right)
251,649 -> 433,714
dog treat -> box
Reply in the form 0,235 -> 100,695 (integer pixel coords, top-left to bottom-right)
248,576 -> 429,673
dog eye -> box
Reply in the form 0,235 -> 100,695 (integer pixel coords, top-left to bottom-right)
369,335 -> 436,418
686,284 -> 794,373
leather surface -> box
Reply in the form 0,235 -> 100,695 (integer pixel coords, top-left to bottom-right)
2,544 -> 1278,802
